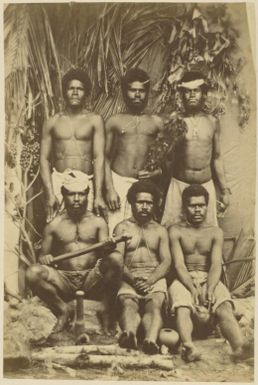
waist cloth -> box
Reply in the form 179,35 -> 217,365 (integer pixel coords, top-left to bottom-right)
52,168 -> 94,211
161,177 -> 218,228
42,259 -> 103,301
117,265 -> 167,301
168,270 -> 233,314
108,170 -> 138,234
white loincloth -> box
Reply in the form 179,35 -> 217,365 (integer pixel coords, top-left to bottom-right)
52,168 -> 94,211
108,171 -> 138,234
161,177 -> 218,227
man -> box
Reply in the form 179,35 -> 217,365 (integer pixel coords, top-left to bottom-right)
40,68 -> 106,223
105,68 -> 165,233
26,171 -> 122,333
162,70 -> 230,227
168,184 -> 247,362
111,180 -> 171,354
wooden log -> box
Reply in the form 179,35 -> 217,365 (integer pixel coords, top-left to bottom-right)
33,352 -> 174,371
33,344 -> 141,357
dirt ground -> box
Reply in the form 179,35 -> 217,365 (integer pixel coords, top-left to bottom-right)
4,298 -> 254,382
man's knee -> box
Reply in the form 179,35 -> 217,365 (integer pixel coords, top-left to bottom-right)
215,301 -> 234,320
149,293 -> 165,311
100,254 -> 122,277
25,264 -> 46,286
119,295 -> 138,311
176,306 -> 192,317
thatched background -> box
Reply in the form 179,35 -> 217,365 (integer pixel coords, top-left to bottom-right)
4,2 -> 256,296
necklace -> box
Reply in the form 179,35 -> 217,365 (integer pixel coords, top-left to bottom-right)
187,115 -> 202,139
121,114 -> 142,135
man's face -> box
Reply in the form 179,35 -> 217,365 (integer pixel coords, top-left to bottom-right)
184,195 -> 207,225
132,192 -> 154,223
182,86 -> 204,111
125,81 -> 148,112
65,80 -> 86,108
64,190 -> 88,217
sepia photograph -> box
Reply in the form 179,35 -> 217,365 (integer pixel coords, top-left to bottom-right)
3,1 -> 256,382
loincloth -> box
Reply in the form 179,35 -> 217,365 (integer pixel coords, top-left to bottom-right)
168,271 -> 233,314
161,177 -> 218,228
52,168 -> 94,211
118,277 -> 167,303
43,260 -> 103,301
108,171 -> 138,234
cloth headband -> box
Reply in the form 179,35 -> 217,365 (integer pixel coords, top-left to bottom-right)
179,78 -> 205,90
62,170 -> 89,192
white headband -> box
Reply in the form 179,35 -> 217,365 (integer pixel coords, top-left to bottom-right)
179,78 -> 205,90
62,170 -> 89,192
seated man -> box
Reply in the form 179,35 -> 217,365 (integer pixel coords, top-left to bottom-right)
26,171 -> 122,333
112,180 -> 171,354
168,184 -> 247,362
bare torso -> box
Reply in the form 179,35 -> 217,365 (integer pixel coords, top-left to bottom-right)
175,222 -> 218,271
173,114 -> 216,183
51,111 -> 97,174
49,212 -> 104,271
121,219 -> 163,278
110,114 -> 162,178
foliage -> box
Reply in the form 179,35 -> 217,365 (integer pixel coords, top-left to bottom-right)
4,3 -> 252,262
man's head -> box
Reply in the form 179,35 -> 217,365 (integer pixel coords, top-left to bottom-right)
61,171 -> 90,219
121,68 -> 150,113
62,68 -> 91,109
182,184 -> 209,226
179,71 -> 208,113
127,180 -> 160,223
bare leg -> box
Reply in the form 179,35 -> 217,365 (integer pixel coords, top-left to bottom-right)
25,265 -> 69,332
98,255 -> 122,335
118,296 -> 140,349
142,293 -> 164,354
176,307 -> 201,362
215,301 -> 253,360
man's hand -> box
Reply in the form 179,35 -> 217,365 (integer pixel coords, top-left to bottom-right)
94,196 -> 108,222
46,194 -> 59,223
205,287 -> 215,312
106,188 -> 121,211
220,191 -> 230,210
39,254 -> 54,265
138,168 -> 162,180
134,277 -> 153,296
191,287 -> 200,305
102,237 -> 117,254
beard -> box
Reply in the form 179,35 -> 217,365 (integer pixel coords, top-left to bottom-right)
123,95 -> 148,114
67,202 -> 87,220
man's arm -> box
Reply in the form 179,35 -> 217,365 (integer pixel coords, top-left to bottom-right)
40,117 -> 59,223
138,115 -> 165,179
92,115 -> 107,219
146,226 -> 171,285
169,225 -> 199,303
38,222 -> 55,264
108,222 -> 129,278
212,119 -> 230,208
206,227 -> 223,302
104,117 -> 120,210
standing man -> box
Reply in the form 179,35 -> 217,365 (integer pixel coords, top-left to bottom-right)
40,68 -> 106,223
168,184 -> 247,362
26,172 -> 122,333
162,70 -> 230,227
105,68 -> 165,233
111,180 -> 171,354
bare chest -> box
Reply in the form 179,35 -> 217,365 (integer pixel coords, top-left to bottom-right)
184,116 -> 215,143
180,229 -> 213,255
54,220 -> 97,246
52,116 -> 94,141
116,115 -> 158,140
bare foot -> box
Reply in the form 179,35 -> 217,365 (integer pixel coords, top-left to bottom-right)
182,342 -> 202,363
118,331 -> 137,350
231,343 -> 254,362
142,339 -> 159,355
52,308 -> 69,334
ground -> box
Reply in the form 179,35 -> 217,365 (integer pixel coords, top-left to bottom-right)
4,298 -> 254,382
